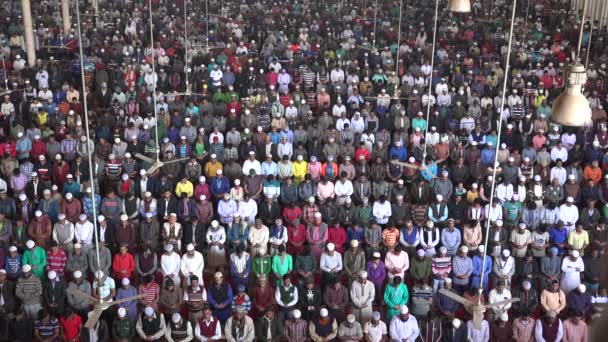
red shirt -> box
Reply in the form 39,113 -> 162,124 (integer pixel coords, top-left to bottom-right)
60,314 -> 82,342
282,206 -> 302,223
327,226 -> 347,254
112,252 -> 135,280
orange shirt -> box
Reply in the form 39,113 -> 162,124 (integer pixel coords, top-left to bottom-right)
112,252 -> 135,280
382,228 -> 400,248
583,166 -> 602,185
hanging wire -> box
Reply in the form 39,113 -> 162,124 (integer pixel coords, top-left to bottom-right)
584,0 -> 600,69
75,0 -> 102,284
394,0 -> 403,75
422,0 -> 440,159
372,0 -> 378,47
476,0 -> 518,296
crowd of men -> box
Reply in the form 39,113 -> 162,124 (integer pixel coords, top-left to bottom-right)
0,0 -> 607,340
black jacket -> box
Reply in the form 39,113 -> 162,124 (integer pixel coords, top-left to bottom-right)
255,316 -> 283,342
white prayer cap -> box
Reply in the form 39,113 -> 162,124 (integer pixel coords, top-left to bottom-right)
436,194 -> 443,201
121,174 -> 129,180
502,249 -> 511,257
140,169 -> 147,176
594,140 -> 600,146
98,215 -> 105,222
145,212 -> 154,218
347,314 -> 356,323
508,156 -> 515,162
211,220 -> 219,228
439,246 -> 447,254
399,305 -> 409,314
478,245 -> 485,253
512,194 -> 519,201
144,307 -> 154,317
518,223 -> 527,229
22,264 -> 32,273
567,196 -> 574,203
66,174 -> 73,179
26,240 -> 35,248
445,278 -> 452,283
199,195 -> 206,201
172,313 -> 182,323
571,250 -> 580,258
326,243 -> 335,251
165,244 -> 174,252
73,270 -> 82,278
373,311 -> 381,320
534,175 -> 541,181
35,210 -> 42,217
460,246 -> 468,253
18,193 -> 26,201
426,221 -> 434,228
417,249 -> 425,257
314,212 -> 322,218
320,308 -> 329,317
199,176 -> 206,182
373,252 -> 381,258
120,214 -> 128,221
47,271 -> 57,279
472,183 -> 478,188
118,307 -> 127,317
523,281 -> 531,290
74,243 -> 82,249
122,278 -> 130,286
351,240 -> 359,248
216,169 -> 223,174
359,270 -> 368,278
308,196 -> 315,203
499,313 -> 509,322
579,284 -> 586,293
496,220 -> 503,227
57,213 -> 66,220
568,174 -> 576,180
187,243 -> 195,251
8,246 -> 16,252
95,270 -> 104,279
65,193 -> 73,200
292,309 -> 301,319
452,318 -> 461,328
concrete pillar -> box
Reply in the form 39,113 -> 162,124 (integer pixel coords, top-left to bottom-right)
62,0 -> 71,34
21,0 -> 36,67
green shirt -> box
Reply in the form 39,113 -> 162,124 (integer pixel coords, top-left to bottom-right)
504,201 -> 523,222
409,257 -> 432,281
384,283 -> 409,321
112,318 -> 135,340
22,246 -> 47,279
252,256 -> 272,277
272,254 -> 293,285
411,118 -> 427,132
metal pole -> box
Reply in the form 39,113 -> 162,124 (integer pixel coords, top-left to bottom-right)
423,0 -> 440,159
75,0 -> 101,283
478,0 -> 517,297
372,0 -> 378,47
184,0 -> 189,93
149,0 -> 160,162
1,47 -> 8,91
363,0 -> 367,20
585,13 -> 594,68
61,0 -> 71,34
577,0 -> 588,59
395,0 -> 403,76
205,0 -> 209,49
21,0 -> 36,67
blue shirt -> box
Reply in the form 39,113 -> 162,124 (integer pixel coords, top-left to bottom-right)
389,146 -> 407,162
549,227 -> 568,254
481,148 -> 496,165
261,161 -> 278,177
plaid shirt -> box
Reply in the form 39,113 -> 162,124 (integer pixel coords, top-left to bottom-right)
20,162 -> 34,182
285,319 -> 309,342
224,146 -> 238,161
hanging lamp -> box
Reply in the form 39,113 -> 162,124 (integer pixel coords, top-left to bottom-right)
551,64 -> 591,126
447,0 -> 471,13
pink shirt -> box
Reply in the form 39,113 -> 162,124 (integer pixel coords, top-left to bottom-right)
562,319 -> 587,342
307,162 -> 322,180
385,251 -> 409,279
316,182 -> 335,201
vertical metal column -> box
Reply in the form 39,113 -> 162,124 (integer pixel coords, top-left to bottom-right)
21,0 -> 36,66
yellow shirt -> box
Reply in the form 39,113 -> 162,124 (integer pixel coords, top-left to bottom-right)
567,231 -> 589,251
175,181 -> 194,198
293,160 -> 308,182
204,161 -> 223,178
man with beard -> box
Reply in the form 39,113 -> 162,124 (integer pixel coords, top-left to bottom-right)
389,305 -> 420,341
309,308 -> 338,342
224,306 -> 255,342
534,310 -> 563,342
350,270 -> 375,325
207,272 -> 234,324
15,264 -> 43,319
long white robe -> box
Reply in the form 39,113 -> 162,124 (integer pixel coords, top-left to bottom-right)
561,257 -> 584,294
350,280 -> 375,325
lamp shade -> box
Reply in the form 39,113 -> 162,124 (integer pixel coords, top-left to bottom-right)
551,64 -> 592,127
448,0 -> 471,12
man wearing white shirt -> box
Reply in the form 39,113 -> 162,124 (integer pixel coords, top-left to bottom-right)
180,244 -> 205,287
493,249 -> 515,287
485,202 -> 503,224
495,181 -> 514,205
534,311 -> 563,342
372,196 -> 392,226
550,159 -> 567,186
161,244 -> 182,287
74,214 -> 94,253
559,197 -> 579,233
363,311 -> 388,342
241,152 -> 262,175
237,196 -> 258,224
320,243 -> 343,287
35,69 -> 49,89
561,131 -> 577,150
550,143 -> 568,163
389,305 -> 420,342
334,175 -> 354,205
332,99 -> 347,118
466,318 -> 489,342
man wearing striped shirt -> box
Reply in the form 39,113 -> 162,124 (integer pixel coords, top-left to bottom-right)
284,309 -> 308,342
431,246 -> 452,293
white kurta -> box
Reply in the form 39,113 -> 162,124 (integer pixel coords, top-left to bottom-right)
561,257 -> 584,294
350,280 -> 375,325
206,227 -> 227,267
180,251 -> 205,285
389,316 -> 420,342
